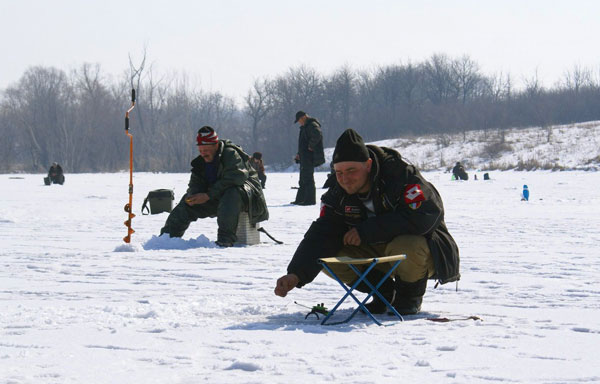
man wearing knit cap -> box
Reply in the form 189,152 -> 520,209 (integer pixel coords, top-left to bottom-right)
275,129 -> 460,315
160,126 -> 269,247
291,111 -> 325,205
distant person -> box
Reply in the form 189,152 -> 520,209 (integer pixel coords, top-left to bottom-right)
45,162 -> 65,185
483,172 -> 490,180
275,129 -> 460,316
452,162 -> 469,180
474,174 -> 478,181
521,185 -> 529,201
250,152 -> 267,189
291,111 -> 325,205
159,126 -> 269,247
322,161 -> 336,189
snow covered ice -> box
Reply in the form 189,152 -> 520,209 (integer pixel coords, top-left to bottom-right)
1,170 -> 599,383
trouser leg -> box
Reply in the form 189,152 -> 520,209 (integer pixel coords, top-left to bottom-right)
296,163 -> 315,204
216,188 -> 245,243
160,196 -> 217,237
382,235 -> 434,282
382,235 -> 433,314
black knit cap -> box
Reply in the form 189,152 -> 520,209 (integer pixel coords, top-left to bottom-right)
332,129 -> 370,164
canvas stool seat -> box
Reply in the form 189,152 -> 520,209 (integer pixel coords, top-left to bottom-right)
318,254 -> 406,326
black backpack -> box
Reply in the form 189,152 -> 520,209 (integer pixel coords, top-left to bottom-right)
141,189 -> 174,215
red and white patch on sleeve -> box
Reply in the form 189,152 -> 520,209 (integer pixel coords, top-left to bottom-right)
404,184 -> 425,209
319,202 -> 326,217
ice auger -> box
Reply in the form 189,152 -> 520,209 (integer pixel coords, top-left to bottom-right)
123,89 -> 136,243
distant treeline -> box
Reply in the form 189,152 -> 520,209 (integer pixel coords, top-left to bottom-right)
1,54 -> 600,172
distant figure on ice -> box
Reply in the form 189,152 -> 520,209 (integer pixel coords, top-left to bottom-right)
452,162 -> 469,180
249,152 -> 267,189
274,129 -> 460,316
522,185 -> 529,201
44,162 -> 65,185
291,111 -> 325,205
322,162 -> 336,189
159,126 -> 269,247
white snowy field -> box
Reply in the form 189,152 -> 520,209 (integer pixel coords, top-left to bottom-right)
1,170 -> 599,384
320,121 -> 600,172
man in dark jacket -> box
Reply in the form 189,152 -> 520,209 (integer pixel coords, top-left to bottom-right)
160,126 -> 269,247
291,111 -> 325,205
250,152 -> 267,189
452,162 -> 469,180
275,129 -> 460,315
46,162 -> 65,185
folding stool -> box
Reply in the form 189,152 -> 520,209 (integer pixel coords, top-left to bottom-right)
318,255 -> 406,326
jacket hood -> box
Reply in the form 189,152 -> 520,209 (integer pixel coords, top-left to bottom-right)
304,117 -> 321,127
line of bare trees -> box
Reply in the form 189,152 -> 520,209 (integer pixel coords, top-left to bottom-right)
1,54 -> 600,173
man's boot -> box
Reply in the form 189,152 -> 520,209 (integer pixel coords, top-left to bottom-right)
393,277 -> 428,315
352,270 -> 395,315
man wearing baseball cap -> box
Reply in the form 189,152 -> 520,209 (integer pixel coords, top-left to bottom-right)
291,111 -> 325,205
160,126 -> 269,247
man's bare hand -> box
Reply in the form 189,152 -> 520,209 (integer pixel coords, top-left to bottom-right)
343,227 -> 362,246
185,193 -> 210,206
274,274 -> 299,297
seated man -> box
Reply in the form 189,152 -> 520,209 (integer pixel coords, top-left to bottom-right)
249,152 -> 267,189
160,126 -> 269,247
275,129 -> 460,315
47,162 -> 65,185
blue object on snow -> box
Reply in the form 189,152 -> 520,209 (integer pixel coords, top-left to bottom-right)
522,185 -> 529,201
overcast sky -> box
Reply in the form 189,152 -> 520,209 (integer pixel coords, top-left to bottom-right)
1,0 -> 599,103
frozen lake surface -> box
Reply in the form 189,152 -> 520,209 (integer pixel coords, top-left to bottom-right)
1,170 -> 599,383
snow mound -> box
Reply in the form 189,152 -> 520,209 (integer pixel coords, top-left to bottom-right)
113,243 -> 140,252
224,361 -> 261,371
142,234 -> 216,250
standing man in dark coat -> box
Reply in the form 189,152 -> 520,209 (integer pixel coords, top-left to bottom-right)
160,126 -> 269,247
291,111 -> 325,205
275,129 -> 460,315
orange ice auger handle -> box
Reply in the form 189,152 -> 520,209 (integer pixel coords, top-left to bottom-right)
123,89 -> 136,243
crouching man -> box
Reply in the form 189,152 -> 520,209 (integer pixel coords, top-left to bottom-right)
160,126 -> 269,247
275,129 -> 460,315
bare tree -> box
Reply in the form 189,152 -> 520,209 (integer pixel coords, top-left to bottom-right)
245,79 -> 273,150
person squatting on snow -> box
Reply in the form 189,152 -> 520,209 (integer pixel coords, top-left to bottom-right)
291,111 -> 325,206
46,162 -> 65,185
160,126 -> 269,247
275,129 -> 460,315
452,161 -> 469,181
249,152 -> 267,189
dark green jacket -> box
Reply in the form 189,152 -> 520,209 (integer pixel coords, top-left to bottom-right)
287,145 -> 460,287
297,117 -> 325,167
187,140 -> 269,225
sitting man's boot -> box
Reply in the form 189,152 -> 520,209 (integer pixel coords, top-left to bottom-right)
393,277 -> 428,315
352,270 -> 395,315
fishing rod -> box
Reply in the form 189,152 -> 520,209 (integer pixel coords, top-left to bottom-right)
123,89 -> 136,243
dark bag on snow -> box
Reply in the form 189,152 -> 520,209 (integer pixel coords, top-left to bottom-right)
141,189 -> 174,215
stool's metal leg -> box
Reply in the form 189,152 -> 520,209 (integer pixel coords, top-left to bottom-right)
354,260 -> 405,322
319,261 -> 378,325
